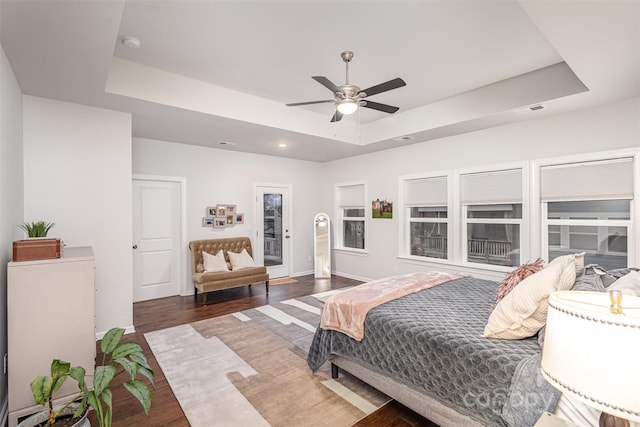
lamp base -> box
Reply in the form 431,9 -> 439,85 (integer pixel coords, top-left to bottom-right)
599,412 -> 630,427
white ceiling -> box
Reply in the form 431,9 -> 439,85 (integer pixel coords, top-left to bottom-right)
1,0 -> 638,162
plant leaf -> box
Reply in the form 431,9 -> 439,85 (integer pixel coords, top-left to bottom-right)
101,328 -> 125,354
73,402 -> 86,419
93,365 -> 116,397
128,351 -> 151,370
30,376 -> 50,406
50,360 -> 70,392
111,342 -> 143,359
87,390 -> 104,427
123,380 -> 152,415
113,357 -> 138,380
101,388 -> 113,427
137,366 -> 155,388
69,366 -> 86,391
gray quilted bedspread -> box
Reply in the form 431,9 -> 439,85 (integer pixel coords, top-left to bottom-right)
307,276 -> 560,427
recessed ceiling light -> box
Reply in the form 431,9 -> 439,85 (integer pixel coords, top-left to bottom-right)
218,140 -> 236,146
121,36 -> 142,49
278,143 -> 287,148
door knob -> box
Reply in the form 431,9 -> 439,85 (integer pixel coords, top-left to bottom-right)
132,244 -> 138,249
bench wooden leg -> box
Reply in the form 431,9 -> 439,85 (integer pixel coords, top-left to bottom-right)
265,280 -> 269,294
331,363 -> 339,379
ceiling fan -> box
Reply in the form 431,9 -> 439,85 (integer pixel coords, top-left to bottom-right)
286,51 -> 406,122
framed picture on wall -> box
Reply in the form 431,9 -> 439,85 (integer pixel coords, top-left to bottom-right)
235,213 -> 244,224
214,218 -> 227,228
372,198 -> 393,219
226,205 -> 236,214
216,205 -> 227,217
206,206 -> 217,217
202,217 -> 214,227
226,214 -> 235,225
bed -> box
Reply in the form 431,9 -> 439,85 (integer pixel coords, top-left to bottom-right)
307,274 -> 560,427
308,261 -> 640,427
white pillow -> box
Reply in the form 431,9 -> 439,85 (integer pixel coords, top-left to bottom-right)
549,252 -> 585,276
608,270 -> 640,297
227,248 -> 256,270
483,256 -> 576,339
202,250 -> 229,273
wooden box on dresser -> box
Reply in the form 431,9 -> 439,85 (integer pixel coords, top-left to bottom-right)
7,246 -> 95,427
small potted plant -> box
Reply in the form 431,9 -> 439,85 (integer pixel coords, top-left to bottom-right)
20,328 -> 154,427
18,221 -> 56,238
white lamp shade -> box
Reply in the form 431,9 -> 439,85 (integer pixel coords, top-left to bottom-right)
336,99 -> 358,115
541,291 -> 640,422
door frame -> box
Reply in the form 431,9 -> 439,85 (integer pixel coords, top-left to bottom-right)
254,183 -> 292,278
132,174 -> 189,296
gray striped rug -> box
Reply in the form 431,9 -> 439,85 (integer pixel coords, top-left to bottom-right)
144,288 -> 389,427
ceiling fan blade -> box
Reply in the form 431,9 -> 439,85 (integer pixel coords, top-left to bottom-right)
361,77 -> 406,97
362,100 -> 400,114
312,76 -> 341,94
330,110 -> 343,122
286,100 -> 334,107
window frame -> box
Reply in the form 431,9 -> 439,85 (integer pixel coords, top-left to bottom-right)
534,151 -> 638,268
334,181 -> 368,253
542,200 -> 633,268
399,172 -> 452,263
462,203 -> 524,269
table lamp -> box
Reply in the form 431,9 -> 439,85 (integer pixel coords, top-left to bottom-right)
541,290 -> 640,427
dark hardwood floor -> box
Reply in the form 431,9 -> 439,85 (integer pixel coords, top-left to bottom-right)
97,275 -> 436,426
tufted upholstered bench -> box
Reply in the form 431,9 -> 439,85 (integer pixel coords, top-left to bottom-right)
188,237 -> 269,304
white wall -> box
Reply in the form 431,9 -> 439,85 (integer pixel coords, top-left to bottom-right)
23,96 -> 133,336
0,44 -> 24,424
323,98 -> 640,281
132,138 -> 325,290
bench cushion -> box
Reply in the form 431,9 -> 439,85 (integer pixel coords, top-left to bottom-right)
193,266 -> 267,283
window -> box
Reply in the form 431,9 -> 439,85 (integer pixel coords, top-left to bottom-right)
403,176 -> 449,259
466,204 -> 522,266
461,169 -> 524,267
336,182 -> 366,250
541,158 -> 634,269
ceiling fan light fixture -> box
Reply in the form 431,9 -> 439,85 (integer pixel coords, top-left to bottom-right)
336,99 -> 358,115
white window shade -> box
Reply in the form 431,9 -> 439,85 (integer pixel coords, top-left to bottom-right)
403,177 -> 447,206
461,169 -> 523,205
338,184 -> 365,208
541,158 -> 634,201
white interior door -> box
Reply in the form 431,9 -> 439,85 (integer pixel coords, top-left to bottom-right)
132,178 -> 182,302
256,185 -> 291,279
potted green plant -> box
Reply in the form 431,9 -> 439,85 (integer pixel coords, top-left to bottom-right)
18,221 -> 56,238
21,328 -> 154,427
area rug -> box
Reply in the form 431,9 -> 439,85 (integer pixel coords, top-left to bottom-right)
144,288 -> 388,427
268,277 -> 299,285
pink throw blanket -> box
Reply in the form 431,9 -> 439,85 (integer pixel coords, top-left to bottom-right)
320,271 -> 469,341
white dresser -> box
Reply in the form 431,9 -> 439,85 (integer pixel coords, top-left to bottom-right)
7,246 -> 95,427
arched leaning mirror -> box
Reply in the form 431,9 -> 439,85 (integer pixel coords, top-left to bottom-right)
314,213 -> 331,278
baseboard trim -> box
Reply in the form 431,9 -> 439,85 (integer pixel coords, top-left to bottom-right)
290,270 -> 313,277
1,394 -> 8,427
331,271 -> 371,283
95,324 -> 136,340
